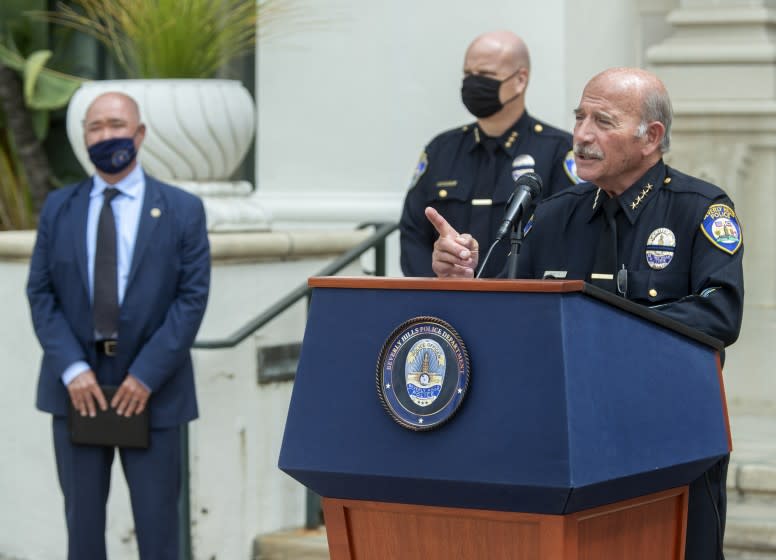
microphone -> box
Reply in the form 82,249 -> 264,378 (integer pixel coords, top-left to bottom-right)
495,172 -> 543,241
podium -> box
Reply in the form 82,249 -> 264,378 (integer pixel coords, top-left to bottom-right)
279,278 -> 730,559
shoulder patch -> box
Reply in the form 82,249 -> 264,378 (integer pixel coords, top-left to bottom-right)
701,204 -> 742,255
410,152 -> 428,189
563,150 -> 581,184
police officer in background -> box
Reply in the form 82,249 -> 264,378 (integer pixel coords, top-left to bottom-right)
399,30 -> 580,278
428,67 -> 743,560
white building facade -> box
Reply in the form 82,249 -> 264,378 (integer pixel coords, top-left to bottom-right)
1,0 -> 774,558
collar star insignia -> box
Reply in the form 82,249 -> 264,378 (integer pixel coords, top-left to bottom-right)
504,130 -> 518,149
630,182 -> 654,210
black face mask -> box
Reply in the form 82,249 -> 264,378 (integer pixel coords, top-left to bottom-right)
461,69 -> 521,119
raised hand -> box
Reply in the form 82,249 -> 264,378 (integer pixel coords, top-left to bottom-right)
426,207 -> 479,278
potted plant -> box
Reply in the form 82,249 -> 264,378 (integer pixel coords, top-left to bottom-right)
36,0 -> 293,194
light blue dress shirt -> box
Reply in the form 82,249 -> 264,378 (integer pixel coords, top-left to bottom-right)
61,165 -> 146,385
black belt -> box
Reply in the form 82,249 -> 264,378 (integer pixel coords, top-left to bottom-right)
96,339 -> 118,357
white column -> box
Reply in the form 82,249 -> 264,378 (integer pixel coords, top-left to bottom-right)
648,0 -> 776,408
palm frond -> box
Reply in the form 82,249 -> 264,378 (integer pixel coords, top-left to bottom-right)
30,0 -> 294,78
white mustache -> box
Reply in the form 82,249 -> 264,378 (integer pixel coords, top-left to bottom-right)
574,144 -> 604,160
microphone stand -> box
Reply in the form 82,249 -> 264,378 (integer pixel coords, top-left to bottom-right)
506,219 -> 524,279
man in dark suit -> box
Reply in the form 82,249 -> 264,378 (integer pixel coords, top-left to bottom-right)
27,91 -> 210,559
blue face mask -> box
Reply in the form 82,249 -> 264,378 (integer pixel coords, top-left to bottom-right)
87,136 -> 138,174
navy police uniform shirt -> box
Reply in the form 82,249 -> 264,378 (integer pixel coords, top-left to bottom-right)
400,111 -> 578,278
516,160 -> 744,346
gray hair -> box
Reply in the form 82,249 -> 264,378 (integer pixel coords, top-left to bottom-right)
635,87 -> 673,153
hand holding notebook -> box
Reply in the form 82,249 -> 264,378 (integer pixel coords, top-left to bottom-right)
68,385 -> 149,448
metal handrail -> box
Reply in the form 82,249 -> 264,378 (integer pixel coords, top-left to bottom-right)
193,221 -> 398,349
180,221 -> 398,553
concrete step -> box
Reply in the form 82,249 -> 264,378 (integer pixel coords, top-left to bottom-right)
726,499 -> 776,559
729,463 -> 776,497
253,527 -> 329,560
727,553 -> 776,560
726,420 -> 776,560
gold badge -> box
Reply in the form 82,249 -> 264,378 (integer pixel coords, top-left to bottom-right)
645,228 -> 676,270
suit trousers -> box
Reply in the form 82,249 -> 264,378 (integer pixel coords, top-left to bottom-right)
685,455 -> 729,560
52,355 -> 182,560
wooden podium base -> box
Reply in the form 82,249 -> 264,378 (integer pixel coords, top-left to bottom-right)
323,486 -> 688,560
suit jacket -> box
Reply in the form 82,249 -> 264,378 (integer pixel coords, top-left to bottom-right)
27,173 -> 211,428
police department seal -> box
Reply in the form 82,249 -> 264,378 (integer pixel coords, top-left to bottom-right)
111,148 -> 132,168
376,316 -> 470,431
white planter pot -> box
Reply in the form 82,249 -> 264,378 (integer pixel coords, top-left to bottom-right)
66,79 -> 256,182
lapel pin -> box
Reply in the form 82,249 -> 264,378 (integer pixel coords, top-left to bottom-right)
150,208 -> 161,218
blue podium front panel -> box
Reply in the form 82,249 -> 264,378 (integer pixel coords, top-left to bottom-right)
279,285 -> 727,514
559,295 -> 728,510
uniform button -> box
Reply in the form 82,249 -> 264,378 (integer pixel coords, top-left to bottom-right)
649,289 -> 658,297
664,177 -> 672,184
439,189 -> 448,198
534,124 -> 544,133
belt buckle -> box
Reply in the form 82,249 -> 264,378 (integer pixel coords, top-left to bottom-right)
103,340 -> 118,357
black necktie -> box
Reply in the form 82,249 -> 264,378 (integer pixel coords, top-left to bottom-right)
94,187 -> 120,337
590,196 -> 620,293
470,139 -> 499,272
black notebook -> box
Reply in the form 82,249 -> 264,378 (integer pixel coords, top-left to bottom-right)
68,385 -> 149,449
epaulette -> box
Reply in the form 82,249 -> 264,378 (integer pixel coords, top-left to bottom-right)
543,181 -> 596,201
662,167 -> 729,201
424,122 -> 477,150
527,117 -> 573,140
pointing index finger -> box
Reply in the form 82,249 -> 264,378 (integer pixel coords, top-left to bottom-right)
425,207 -> 459,239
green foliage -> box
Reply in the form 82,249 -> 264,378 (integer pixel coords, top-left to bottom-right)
0,123 -> 34,230
34,0 -> 292,79
0,44 -> 83,111
0,6 -> 84,229
0,0 -> 49,55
